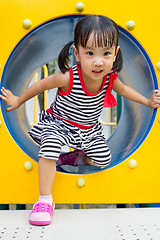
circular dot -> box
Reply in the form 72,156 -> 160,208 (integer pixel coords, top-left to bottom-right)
23,19 -> 32,29
77,178 -> 85,187
128,159 -> 137,168
126,20 -> 135,30
24,161 -> 33,171
75,2 -> 84,12
156,62 -> 160,71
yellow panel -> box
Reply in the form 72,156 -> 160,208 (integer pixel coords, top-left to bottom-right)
0,0 -> 160,204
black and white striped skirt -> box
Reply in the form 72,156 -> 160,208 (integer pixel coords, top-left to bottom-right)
28,110 -> 111,167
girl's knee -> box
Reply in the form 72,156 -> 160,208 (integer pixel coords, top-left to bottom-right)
90,151 -> 112,168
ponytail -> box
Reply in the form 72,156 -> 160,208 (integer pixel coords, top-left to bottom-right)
58,41 -> 74,73
113,48 -> 123,72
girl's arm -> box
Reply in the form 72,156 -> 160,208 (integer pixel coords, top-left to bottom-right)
113,78 -> 160,108
0,71 -> 70,111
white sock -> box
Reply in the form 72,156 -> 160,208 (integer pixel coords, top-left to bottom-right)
39,195 -> 53,206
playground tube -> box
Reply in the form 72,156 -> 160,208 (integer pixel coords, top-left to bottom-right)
0,15 -> 158,174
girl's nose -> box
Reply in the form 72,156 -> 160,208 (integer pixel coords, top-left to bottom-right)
94,58 -> 103,66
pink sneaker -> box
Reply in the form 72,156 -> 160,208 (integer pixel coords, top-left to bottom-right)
29,201 -> 55,226
57,149 -> 85,166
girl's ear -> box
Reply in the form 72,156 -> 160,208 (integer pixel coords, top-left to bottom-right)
114,46 -> 120,62
72,45 -> 80,62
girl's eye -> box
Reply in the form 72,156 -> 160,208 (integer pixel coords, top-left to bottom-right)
86,51 -> 93,56
104,52 -> 110,56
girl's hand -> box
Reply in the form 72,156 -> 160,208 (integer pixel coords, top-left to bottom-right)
0,87 -> 21,111
148,90 -> 160,108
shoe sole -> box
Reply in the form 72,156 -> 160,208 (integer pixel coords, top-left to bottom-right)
29,220 -> 51,226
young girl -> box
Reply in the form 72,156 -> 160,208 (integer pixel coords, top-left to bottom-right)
1,15 -> 160,226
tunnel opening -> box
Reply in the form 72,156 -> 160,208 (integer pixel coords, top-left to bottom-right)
0,15 -> 158,174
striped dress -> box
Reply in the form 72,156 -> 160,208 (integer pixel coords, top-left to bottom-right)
28,63 -> 118,167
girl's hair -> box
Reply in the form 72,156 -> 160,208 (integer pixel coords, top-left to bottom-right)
58,15 -> 123,73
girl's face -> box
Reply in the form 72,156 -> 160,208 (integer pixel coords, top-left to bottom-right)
73,32 -> 119,83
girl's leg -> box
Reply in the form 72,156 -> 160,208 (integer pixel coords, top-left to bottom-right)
39,157 -> 56,195
29,158 -> 57,226
84,139 -> 111,168
57,149 -> 110,168
57,143 -> 111,168
38,135 -> 62,194
84,156 -> 97,166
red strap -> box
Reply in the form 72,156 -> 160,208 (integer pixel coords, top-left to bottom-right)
46,108 -> 96,129
58,67 -> 73,96
104,70 -> 119,107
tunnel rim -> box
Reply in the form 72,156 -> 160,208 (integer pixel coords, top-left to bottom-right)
0,14 -> 158,174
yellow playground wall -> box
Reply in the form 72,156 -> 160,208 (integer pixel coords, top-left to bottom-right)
0,0 -> 160,204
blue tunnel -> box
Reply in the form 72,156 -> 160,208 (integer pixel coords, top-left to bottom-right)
0,15 -> 158,174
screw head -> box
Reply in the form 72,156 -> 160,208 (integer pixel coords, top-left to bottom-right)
156,62 -> 160,71
77,178 -> 85,187
24,161 -> 33,171
23,19 -> 32,29
75,2 -> 84,12
126,20 -> 135,30
128,159 -> 137,168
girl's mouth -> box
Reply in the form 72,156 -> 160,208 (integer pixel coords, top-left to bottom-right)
92,69 -> 103,74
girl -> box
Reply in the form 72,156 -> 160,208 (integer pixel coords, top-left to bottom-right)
1,15 -> 160,226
